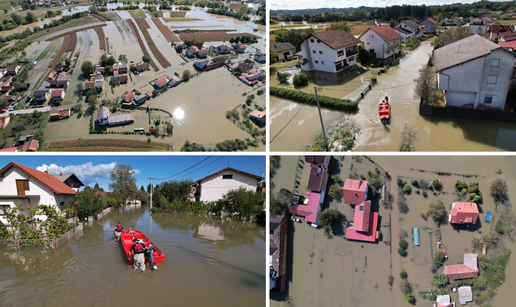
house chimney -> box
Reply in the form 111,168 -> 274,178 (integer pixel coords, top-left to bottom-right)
60,173 -> 62,176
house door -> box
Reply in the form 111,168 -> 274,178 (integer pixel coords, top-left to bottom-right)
16,180 -> 28,196
283,52 -> 290,60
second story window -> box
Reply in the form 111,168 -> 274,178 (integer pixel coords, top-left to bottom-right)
319,51 -> 323,54
222,175 -> 233,180
317,39 -> 321,43
313,50 -> 316,54
16,179 -> 30,196
337,50 -> 344,57
310,39 -> 314,43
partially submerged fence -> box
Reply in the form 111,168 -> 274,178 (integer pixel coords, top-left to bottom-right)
356,78 -> 377,102
420,102 -> 516,121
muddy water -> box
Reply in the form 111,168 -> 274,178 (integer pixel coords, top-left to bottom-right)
271,156 -> 516,307
270,40 -> 516,151
0,208 -> 265,307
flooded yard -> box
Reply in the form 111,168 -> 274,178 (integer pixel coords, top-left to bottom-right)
0,208 -> 265,306
270,40 -> 516,151
271,156 -> 516,307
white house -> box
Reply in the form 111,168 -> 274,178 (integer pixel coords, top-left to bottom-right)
298,29 -> 360,73
52,173 -> 85,192
0,162 -> 77,224
469,18 -> 488,35
358,25 -> 402,64
434,35 -> 516,109
190,167 -> 263,202
394,20 -> 422,42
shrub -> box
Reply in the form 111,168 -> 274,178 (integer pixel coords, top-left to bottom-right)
398,247 -> 406,256
480,294 -> 487,301
292,72 -> 309,87
399,270 -> 407,279
491,179 -> 508,203
270,86 -> 358,112
433,252 -> 446,268
388,275 -> 394,285
276,72 -> 290,83
488,289 -> 495,297
428,293 -> 436,301
432,180 -> 442,188
404,293 -> 415,304
422,191 -> 428,197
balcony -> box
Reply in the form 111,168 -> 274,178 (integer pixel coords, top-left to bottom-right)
346,50 -> 358,57
387,43 -> 399,51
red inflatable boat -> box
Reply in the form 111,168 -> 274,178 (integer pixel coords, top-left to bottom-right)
379,102 -> 390,124
120,230 -> 166,265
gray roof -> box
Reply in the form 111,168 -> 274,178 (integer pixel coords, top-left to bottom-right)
34,89 -> 48,97
52,173 -> 85,187
272,42 -> 295,52
434,35 -> 511,72
109,114 -> 134,125
94,79 -> 103,87
458,286 -> 472,305
97,106 -> 110,120
39,81 -> 51,89
269,214 -> 285,274
402,20 -> 420,29
135,94 -> 148,101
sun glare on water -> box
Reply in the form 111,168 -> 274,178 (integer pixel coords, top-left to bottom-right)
173,108 -> 185,120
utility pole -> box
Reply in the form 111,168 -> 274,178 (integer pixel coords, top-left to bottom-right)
314,87 -> 328,150
149,178 -> 153,210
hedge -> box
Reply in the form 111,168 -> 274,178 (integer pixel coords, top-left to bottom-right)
270,86 -> 358,112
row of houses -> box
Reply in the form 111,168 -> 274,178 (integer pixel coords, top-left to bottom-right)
32,68 -> 71,103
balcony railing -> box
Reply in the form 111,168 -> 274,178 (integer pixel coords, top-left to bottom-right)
346,50 -> 358,57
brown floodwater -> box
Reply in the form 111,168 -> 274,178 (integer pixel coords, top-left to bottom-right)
0,207 -> 265,306
271,155 -> 516,307
270,40 -> 516,151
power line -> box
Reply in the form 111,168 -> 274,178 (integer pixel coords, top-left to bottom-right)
176,156 -> 227,181
270,96 -> 316,144
324,82 -> 414,93
153,156 -> 213,181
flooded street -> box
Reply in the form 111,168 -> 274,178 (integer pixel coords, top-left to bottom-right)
270,40 -> 516,151
0,208 -> 265,307
271,156 -> 516,307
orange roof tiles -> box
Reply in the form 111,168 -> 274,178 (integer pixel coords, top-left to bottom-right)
365,25 -> 403,42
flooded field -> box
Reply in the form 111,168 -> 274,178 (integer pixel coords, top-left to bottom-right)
35,6 -> 266,151
0,208 -> 265,306
271,156 -> 516,307
270,40 -> 516,151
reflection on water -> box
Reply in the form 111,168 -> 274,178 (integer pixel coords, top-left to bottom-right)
173,107 -> 185,120
271,41 -> 516,151
0,208 -> 264,306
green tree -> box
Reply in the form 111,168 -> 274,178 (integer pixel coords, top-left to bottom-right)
404,293 -> 415,304
66,188 -> 105,218
389,19 -> 396,28
109,164 -> 138,205
402,184 -> 412,194
81,61 -> 96,76
87,95 -> 98,111
428,201 -> 447,221
318,208 -> 343,227
270,47 -> 277,64
104,66 -> 112,75
328,22 -> 351,32
414,65 -> 438,105
277,72 -> 290,84
182,69 -> 191,82
25,12 -> 36,24
399,239 -> 408,249
11,13 -> 22,25
437,13 -> 443,22
274,28 -> 303,52
218,187 -> 265,218
491,179 -> 508,203
328,183 -> 342,199
270,192 -> 291,215
400,270 -> 408,279
433,251 -> 446,268
142,55 -> 151,63
432,273 -> 449,287
65,58 -> 72,67
166,122 -> 173,135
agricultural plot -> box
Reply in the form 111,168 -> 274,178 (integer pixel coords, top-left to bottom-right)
129,9 -> 146,19
229,3 -> 247,10
134,18 -> 171,68
169,11 -> 187,17
163,17 -> 200,21
48,35 -> 69,68
177,31 -> 259,42
0,2 -> 11,11
65,33 -> 77,53
151,17 -> 180,42
141,18 -> 150,29
127,19 -> 159,71
94,27 -> 106,49
45,25 -> 108,41
48,138 -> 172,151
91,14 -> 108,21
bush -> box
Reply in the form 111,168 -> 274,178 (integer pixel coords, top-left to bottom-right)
428,293 -> 436,301
433,251 -> 446,268
388,275 -> 394,285
422,191 -> 428,197
404,293 -> 415,304
398,247 -> 406,256
480,294 -> 487,301
276,72 -> 290,83
488,289 -> 495,297
399,239 -> 408,249
270,86 -> 358,112
432,180 -> 442,188
182,69 -> 191,82
292,72 -> 309,87
491,179 -> 508,203
399,270 -> 407,279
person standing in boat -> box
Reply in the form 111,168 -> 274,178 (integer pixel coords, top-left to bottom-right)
145,242 -> 157,271
384,96 -> 389,105
114,222 -> 123,242
131,238 -> 146,271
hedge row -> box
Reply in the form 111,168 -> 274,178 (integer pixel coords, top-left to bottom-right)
270,87 -> 358,112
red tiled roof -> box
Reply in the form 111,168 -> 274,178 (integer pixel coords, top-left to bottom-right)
426,18 -> 438,24
199,49 -> 209,55
119,75 -> 128,83
22,139 -> 39,152
85,81 -> 94,89
363,25 -> 402,42
354,201 -> 371,232
346,211 -> 378,242
450,202 -> 479,224
123,92 -> 135,102
0,147 -> 17,152
0,162 -> 77,195
395,27 -> 412,35
51,89 -> 63,97
289,191 -> 321,223
155,78 -> 167,87
343,179 -> 368,205
444,264 -> 478,282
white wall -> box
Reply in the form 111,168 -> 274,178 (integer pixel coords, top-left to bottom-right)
438,48 -> 514,109
300,37 -> 357,73
469,24 -> 487,35
360,28 -> 400,60
199,170 -> 259,202
0,168 -> 74,223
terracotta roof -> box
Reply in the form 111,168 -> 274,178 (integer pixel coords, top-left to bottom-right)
489,24 -> 511,34
123,92 -> 135,102
470,17 -> 487,25
450,202 -> 479,224
0,162 -> 77,195
303,29 -> 360,50
51,89 -> 63,97
343,179 -> 368,205
444,253 -> 478,282
425,18 -> 438,24
155,77 -> 167,87
85,81 -> 94,89
22,139 -> 39,152
119,75 -> 128,83
0,147 -> 17,152
361,25 -> 402,42
354,201 -> 371,232
199,49 -> 209,55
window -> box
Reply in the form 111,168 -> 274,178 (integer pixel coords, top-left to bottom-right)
0,205 -> 10,216
315,60 -> 319,64
484,96 -> 493,104
337,50 -> 344,57
349,56 -> 354,61
370,35 -> 374,38
491,59 -> 500,67
16,179 -> 29,196
310,39 -> 314,43
319,51 -> 323,54
222,175 -> 233,180
317,39 -> 321,43
487,75 -> 498,84
321,61 -> 325,64
367,42 -> 370,45
312,50 -> 316,54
